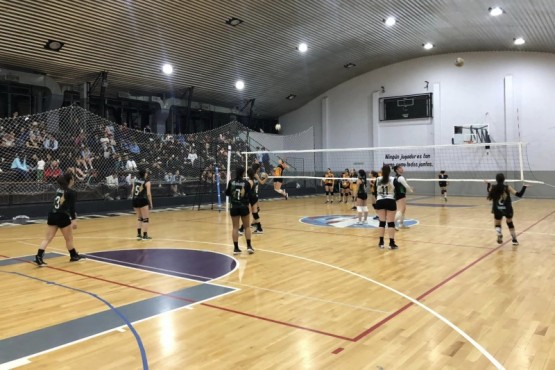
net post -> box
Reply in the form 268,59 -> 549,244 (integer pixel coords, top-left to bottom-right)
225,145 -> 232,212
518,142 -> 524,181
214,165 -> 222,212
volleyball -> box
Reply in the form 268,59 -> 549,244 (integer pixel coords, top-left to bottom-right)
455,57 -> 465,67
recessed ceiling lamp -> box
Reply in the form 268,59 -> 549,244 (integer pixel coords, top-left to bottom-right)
383,17 -> 396,27
422,42 -> 434,50
513,37 -> 525,45
44,39 -> 64,51
225,17 -> 243,26
235,80 -> 245,90
161,63 -> 173,75
488,7 -> 504,16
297,43 -> 308,53
286,94 -> 297,100
344,62 -> 357,69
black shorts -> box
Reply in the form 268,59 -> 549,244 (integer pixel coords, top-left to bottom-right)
132,198 -> 149,208
47,213 -> 72,228
493,207 -> 514,220
273,178 -> 283,183
230,207 -> 250,217
439,182 -> 447,188
375,198 -> 397,211
395,194 -> 406,201
341,185 -> 350,190
357,193 -> 368,200
249,196 -> 259,206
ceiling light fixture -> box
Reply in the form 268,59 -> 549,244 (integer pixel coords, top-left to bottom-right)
225,17 -> 243,26
297,43 -> 308,53
161,63 -> 173,75
384,17 -> 396,27
235,80 -> 245,91
344,63 -> 357,69
513,37 -> 525,45
44,39 -> 64,52
422,42 -> 434,50
488,7 -> 504,16
286,94 -> 297,100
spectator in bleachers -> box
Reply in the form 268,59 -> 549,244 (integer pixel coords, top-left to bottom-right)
143,125 -> 151,133
129,140 -> 140,154
11,152 -> 30,180
104,171 -> 119,200
1,131 -> 15,147
33,154 -> 45,182
44,160 -> 62,182
80,145 -> 94,170
43,134 -> 59,151
125,155 -> 137,171
25,131 -> 42,149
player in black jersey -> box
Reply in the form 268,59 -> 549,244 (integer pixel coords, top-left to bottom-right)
438,170 -> 448,202
226,166 -> 254,254
132,168 -> 153,240
486,173 -> 527,245
369,170 -> 379,220
239,163 -> 268,235
34,172 -> 83,265
355,170 -> 369,224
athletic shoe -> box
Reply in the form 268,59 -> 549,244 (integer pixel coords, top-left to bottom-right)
142,236 -> 152,240
251,223 -> 257,227
238,228 -> 244,235
373,215 -> 379,220
284,192 -> 289,200
497,234 -> 503,244
394,224 -> 399,231
388,243 -> 399,250
351,206 -> 357,210
378,243 -> 384,249
512,239 -> 519,246
253,229 -> 264,234
70,254 -> 84,262
34,255 -> 47,266
233,248 -> 242,255
247,247 -> 255,254
444,197 -> 448,202
136,235 -> 142,240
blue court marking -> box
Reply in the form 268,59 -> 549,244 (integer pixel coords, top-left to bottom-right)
0,272 -> 236,367
299,215 -> 419,229
0,253 -> 63,267
0,270 -> 148,370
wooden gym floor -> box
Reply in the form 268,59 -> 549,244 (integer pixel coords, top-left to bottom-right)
1,194 -> 554,370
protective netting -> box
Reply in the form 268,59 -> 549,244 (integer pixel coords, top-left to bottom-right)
0,106 -> 279,206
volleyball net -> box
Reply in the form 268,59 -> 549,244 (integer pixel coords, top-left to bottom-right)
243,142 -> 549,196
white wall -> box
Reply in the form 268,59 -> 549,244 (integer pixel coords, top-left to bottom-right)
279,51 -> 555,173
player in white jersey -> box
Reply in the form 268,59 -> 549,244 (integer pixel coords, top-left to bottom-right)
375,165 -> 398,250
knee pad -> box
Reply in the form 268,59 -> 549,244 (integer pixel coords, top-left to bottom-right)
356,206 -> 363,212
331,192 -> 334,196
507,221 -> 514,229
387,221 -> 395,228
441,189 -> 445,195
362,206 -> 368,212
379,221 -> 386,228
137,217 -> 143,222
253,212 -> 260,220
325,191 -> 329,196
142,218 -> 149,223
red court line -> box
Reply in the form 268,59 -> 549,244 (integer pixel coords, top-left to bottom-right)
350,209 -> 555,343
0,254 -> 352,342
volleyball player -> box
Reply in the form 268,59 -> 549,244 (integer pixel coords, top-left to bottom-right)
486,173 -> 527,245
340,170 -> 351,203
248,164 -> 267,234
356,169 -> 368,224
226,166 -> 254,254
393,165 -> 414,230
273,158 -> 288,199
369,170 -> 379,219
322,168 -> 334,203
375,165 -> 398,249
347,168 -> 358,206
438,170 -> 448,202
34,172 -> 83,265
132,168 -> 153,240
